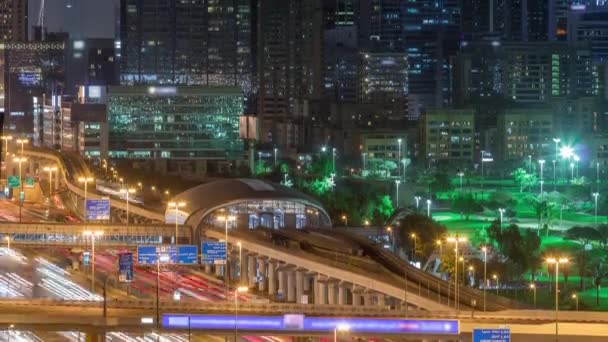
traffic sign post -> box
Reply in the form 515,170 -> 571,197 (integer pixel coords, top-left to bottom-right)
24,177 -> 34,188
473,329 -> 510,342
177,245 -> 198,265
118,252 -> 134,282
7,176 -> 19,188
201,242 -> 227,265
86,199 -> 111,221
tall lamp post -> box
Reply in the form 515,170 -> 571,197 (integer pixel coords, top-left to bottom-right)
457,172 -> 464,190
83,230 -> 103,292
15,138 -> 28,156
78,177 -> 94,221
447,235 -> 467,311
498,208 -> 505,230
593,192 -> 599,225
553,159 -> 557,191
546,257 -> 569,340
332,147 -> 337,172
13,157 -> 26,223
394,180 -> 401,208
597,162 -> 601,192
217,215 -> 236,283
530,283 -> 537,308
119,188 -> 136,225
493,274 -> 499,295
0,135 -> 11,190
426,199 -> 431,217
341,215 -> 348,227
539,159 -> 545,199
414,196 -> 421,211
43,166 -> 58,198
234,285 -> 248,341
571,293 -> 579,311
397,138 -> 402,179
168,201 -> 186,244
481,246 -> 487,312
410,233 -> 417,262
273,148 -> 278,167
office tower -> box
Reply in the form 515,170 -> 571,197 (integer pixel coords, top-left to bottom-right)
0,0 -> 26,42
66,39 -> 118,94
570,6 -> 608,63
119,0 -> 253,94
257,0 -> 323,149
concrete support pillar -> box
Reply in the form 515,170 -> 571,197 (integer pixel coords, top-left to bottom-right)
240,253 -> 248,284
303,273 -> 311,292
363,291 -> 372,306
313,276 -> 319,304
277,269 -> 286,301
318,280 -> 328,305
204,264 -> 212,274
247,255 -> 256,286
287,270 -> 295,302
295,270 -> 304,304
338,284 -> 347,305
352,289 -> 361,307
215,264 -> 222,277
268,261 -> 276,296
327,282 -> 336,305
257,258 -> 266,292
376,293 -> 385,306
85,332 -> 105,342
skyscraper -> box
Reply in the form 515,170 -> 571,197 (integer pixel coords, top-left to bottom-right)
257,0 -> 323,149
119,0 -> 253,94
0,0 -> 27,42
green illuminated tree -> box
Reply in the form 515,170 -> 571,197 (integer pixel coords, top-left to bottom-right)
451,193 -> 482,220
512,168 -> 537,193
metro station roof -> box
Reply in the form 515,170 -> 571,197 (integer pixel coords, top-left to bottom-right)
169,178 -> 330,227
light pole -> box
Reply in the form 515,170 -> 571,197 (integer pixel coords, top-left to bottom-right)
571,293 -> 578,311
237,241 -> 242,280
13,157 -> 26,223
137,182 -> 143,191
553,159 -> 557,190
15,138 -> 28,157
493,274 -> 499,295
273,148 -> 278,167
0,135 -> 11,190
341,215 -> 348,227
593,192 -> 599,225
397,138 -> 402,179
362,152 -> 367,175
415,196 -> 421,211
553,138 -> 561,162
546,257 -> 569,341
539,159 -> 545,198
498,208 -> 505,230
597,162 -> 600,192
4,236 -> 10,250
457,172 -> 464,190
426,199 -> 431,217
119,188 -> 136,225
332,147 -> 337,172
217,215 -> 236,282
410,233 -> 417,262
156,252 -> 170,328
394,180 -> 401,208
540,180 -> 544,200
528,155 -> 532,173
43,166 -> 58,198
168,201 -> 186,244
83,230 -> 103,292
258,151 -> 262,164
481,150 -> 486,188
447,235 -> 467,311
530,283 -> 536,308
235,285 -> 248,341
78,177 -> 94,221
574,155 -> 580,178
570,162 -> 574,182
119,177 -> 124,188
482,246 -> 487,312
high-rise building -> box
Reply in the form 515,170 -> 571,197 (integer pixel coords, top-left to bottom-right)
0,0 -> 27,42
66,39 -> 118,94
257,0 -> 323,150
107,85 -> 244,178
569,7 -> 608,63
421,109 -> 475,164
119,0 -> 253,95
496,107 -> 554,160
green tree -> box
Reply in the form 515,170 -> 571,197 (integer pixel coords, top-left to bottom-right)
451,193 -> 483,220
429,172 -> 453,194
566,226 -> 601,247
512,168 -> 537,193
397,214 -> 446,262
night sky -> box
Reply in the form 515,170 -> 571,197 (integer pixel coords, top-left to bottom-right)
29,0 -> 118,39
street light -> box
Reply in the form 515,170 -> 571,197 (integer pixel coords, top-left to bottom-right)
217,215 -> 236,282
78,177 -> 94,221
426,199 -> 431,217
273,148 -> 278,167
394,180 -> 401,208
447,235 -> 467,310
571,293 -> 579,311
593,192 -> 599,225
13,157 -> 26,223
482,246 -> 487,312
137,182 -> 143,191
553,159 -> 557,190
4,236 -> 10,250
492,274 -> 499,295
546,257 -> 569,340
498,208 -> 505,230
574,155 -> 580,178
332,147 -> 337,172
530,283 -> 536,308
414,196 -> 421,211
237,241 -> 242,280
410,233 -> 417,262
341,215 -> 348,226
570,162 -> 575,182
119,188 -> 136,224
15,138 -> 28,156
235,285 -> 248,341
457,172 -> 464,190
397,138 -> 402,180
334,323 -> 350,342
83,230 -> 103,292
43,166 -> 58,197
168,201 -> 186,244
468,265 -> 475,287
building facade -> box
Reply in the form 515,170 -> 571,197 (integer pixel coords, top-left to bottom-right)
497,107 -> 554,161
107,85 -> 244,178
0,0 -> 27,42
421,109 -> 475,164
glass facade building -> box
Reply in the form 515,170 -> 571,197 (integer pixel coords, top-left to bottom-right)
107,86 -> 243,161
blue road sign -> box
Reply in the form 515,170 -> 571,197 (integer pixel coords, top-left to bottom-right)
86,199 -> 110,221
137,246 -> 159,265
83,251 -> 90,266
118,252 -> 134,282
201,242 -> 226,265
177,245 -> 198,264
473,329 -> 510,342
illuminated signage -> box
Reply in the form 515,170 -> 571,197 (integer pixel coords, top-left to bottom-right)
148,86 -> 177,95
